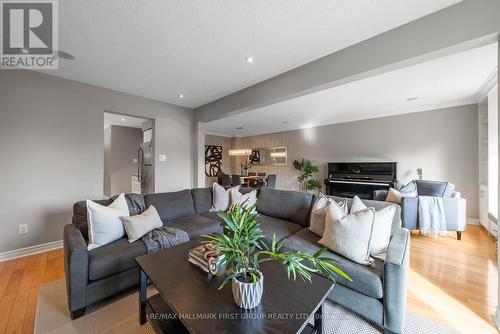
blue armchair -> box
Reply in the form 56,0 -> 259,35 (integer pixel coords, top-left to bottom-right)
374,180 -> 466,240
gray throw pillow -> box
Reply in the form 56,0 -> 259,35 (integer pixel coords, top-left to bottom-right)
120,205 -> 163,243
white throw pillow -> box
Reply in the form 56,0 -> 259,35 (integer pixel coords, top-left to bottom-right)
309,194 -> 347,237
230,189 -> 257,211
385,187 -> 416,204
87,193 -> 129,250
211,183 -> 239,212
351,196 -> 396,257
319,205 -> 375,265
120,205 -> 163,243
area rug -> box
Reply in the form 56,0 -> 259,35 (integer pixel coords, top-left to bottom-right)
35,280 -> 459,334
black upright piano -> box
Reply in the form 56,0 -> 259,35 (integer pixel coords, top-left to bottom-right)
324,162 -> 397,200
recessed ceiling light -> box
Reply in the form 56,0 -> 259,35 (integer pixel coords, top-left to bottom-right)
121,117 -> 126,122
281,121 -> 289,124
236,127 -> 244,130
406,96 -> 419,101
177,94 -> 184,98
245,57 -> 254,63
21,48 -> 29,54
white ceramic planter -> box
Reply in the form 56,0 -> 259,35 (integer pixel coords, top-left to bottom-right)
231,271 -> 264,309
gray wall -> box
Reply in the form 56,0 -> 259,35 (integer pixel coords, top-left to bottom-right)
103,126 -> 112,196
104,125 -> 142,196
0,70 -> 193,253
218,105 -> 479,219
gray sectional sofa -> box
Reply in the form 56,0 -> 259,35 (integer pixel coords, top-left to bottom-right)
64,187 -> 409,334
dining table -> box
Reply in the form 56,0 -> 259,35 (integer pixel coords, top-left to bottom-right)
241,175 -> 266,187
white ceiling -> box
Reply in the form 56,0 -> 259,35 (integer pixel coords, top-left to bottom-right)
43,0 -> 461,108
103,112 -> 148,129
205,43 -> 498,137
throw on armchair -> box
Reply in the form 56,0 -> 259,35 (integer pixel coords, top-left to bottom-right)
374,180 -> 466,240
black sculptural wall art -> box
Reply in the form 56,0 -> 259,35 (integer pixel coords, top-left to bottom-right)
205,145 -> 223,177
249,149 -> 261,164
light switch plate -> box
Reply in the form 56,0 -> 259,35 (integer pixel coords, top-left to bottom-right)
159,154 -> 167,162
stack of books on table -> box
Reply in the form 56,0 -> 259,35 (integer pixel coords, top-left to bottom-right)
188,244 -> 224,274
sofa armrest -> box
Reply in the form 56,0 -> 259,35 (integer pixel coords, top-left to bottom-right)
63,224 -> 88,315
373,189 -> 388,201
384,228 -> 410,334
400,197 -> 418,230
442,197 -> 467,232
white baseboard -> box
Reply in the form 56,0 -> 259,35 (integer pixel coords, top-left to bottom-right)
467,218 -> 480,225
495,308 -> 500,332
0,240 -> 63,262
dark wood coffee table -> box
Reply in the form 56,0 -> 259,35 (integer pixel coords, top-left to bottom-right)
135,240 -> 334,334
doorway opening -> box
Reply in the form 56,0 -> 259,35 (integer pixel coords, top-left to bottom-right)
103,112 -> 155,197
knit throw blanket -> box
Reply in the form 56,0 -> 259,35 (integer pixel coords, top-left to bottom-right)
110,193 -> 146,216
418,196 -> 447,236
141,226 -> 189,253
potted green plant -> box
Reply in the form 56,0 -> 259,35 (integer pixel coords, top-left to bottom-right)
203,203 -> 350,309
293,159 -> 322,192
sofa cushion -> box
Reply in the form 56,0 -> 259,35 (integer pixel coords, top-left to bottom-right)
282,228 -> 384,299
168,215 -> 223,239
415,180 -> 454,197
255,214 -> 303,247
256,188 -> 313,227
199,211 -> 225,223
191,188 -> 213,214
144,189 -> 195,222
88,237 -> 146,281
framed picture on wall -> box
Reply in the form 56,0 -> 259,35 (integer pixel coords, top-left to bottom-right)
205,145 -> 223,177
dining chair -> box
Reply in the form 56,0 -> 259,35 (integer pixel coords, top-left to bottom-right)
221,174 -> 232,188
248,172 -> 256,176
231,174 -> 243,187
252,173 -> 266,187
265,175 -> 277,189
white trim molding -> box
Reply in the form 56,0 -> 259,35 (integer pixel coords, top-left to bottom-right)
0,240 -> 63,262
467,218 -> 480,225
495,308 -> 500,331
475,67 -> 498,102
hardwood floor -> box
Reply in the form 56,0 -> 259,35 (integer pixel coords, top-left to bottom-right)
407,225 -> 498,333
0,225 -> 497,333
0,249 -> 64,334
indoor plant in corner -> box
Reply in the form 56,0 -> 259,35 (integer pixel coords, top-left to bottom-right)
293,159 -> 322,192
203,203 -> 351,309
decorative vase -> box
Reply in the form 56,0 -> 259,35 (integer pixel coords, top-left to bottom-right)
231,270 -> 263,309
